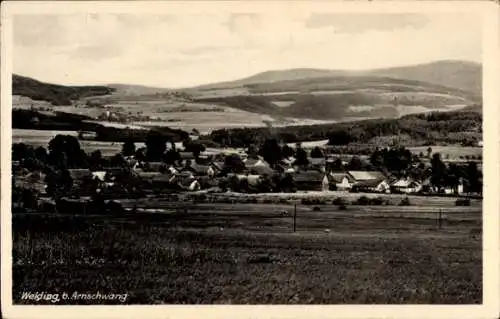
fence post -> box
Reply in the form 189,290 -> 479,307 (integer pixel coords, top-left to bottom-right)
438,209 -> 442,230
293,204 -> 297,233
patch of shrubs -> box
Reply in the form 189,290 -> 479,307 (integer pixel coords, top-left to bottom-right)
399,197 -> 411,206
332,197 -> 347,206
302,198 -> 327,205
456,198 -> 471,206
312,206 -> 321,211
353,196 -> 389,206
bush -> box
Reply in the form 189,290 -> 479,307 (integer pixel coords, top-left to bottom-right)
370,197 -> 385,206
301,198 -> 311,205
332,197 -> 347,206
399,197 -> 411,206
312,206 -> 321,211
354,196 -> 370,206
338,204 -> 347,210
456,198 -> 471,206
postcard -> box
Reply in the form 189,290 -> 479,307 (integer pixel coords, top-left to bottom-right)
1,1 -> 499,319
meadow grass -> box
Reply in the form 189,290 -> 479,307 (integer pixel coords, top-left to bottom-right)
12,205 -> 482,305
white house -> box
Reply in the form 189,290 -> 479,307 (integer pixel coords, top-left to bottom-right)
329,173 -> 355,191
391,178 -> 422,194
352,178 -> 391,193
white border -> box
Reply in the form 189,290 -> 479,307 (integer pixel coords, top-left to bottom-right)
1,2 -> 499,319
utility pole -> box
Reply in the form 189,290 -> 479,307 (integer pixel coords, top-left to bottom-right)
438,209 -> 442,230
293,203 -> 297,233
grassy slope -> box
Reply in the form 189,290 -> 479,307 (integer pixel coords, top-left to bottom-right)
189,60 -> 481,95
186,61 -> 480,120
13,74 -> 115,106
13,203 -> 481,304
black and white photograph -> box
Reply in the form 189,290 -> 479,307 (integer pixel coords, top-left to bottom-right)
1,1 -> 499,318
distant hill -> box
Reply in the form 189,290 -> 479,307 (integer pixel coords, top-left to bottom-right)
188,60 -> 481,96
13,60 -> 481,123
194,74 -> 479,120
367,60 -> 482,97
107,83 -> 173,96
12,74 -> 115,106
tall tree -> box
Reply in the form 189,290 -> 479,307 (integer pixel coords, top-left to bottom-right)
145,131 -> 167,161
48,135 -> 87,168
430,153 -> 446,191
466,161 -> 481,194
293,147 -> 309,168
223,154 -> 245,174
310,147 -> 324,158
427,147 -> 433,159
281,144 -> 295,158
258,138 -> 282,167
89,150 -> 103,170
163,149 -> 181,165
122,141 -> 136,157
183,139 -> 206,160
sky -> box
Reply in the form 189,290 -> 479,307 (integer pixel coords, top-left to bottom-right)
13,12 -> 482,88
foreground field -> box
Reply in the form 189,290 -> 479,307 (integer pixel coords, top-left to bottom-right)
13,203 -> 482,304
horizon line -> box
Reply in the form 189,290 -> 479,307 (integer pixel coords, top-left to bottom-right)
12,58 -> 482,90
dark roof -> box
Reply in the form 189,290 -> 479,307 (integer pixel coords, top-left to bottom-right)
354,178 -> 387,188
249,166 -> 275,176
177,176 -> 198,188
244,158 -> 260,166
330,173 -> 354,184
211,161 -> 225,171
182,164 -> 210,175
308,158 -> 326,166
179,152 -> 195,160
68,169 -> 92,180
135,171 -> 162,179
293,171 -> 326,183
151,174 -> 176,183
143,162 -> 165,172
348,171 -> 386,181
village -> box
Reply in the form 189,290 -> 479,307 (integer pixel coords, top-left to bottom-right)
12,131 -> 482,216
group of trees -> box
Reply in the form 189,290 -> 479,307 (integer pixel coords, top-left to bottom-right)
208,110 -> 481,148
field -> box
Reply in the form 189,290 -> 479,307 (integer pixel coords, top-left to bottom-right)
13,200 -> 482,304
408,146 -> 482,160
13,129 -> 145,156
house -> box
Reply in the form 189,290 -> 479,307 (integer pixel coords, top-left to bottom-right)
329,173 -> 355,191
293,171 -> 330,191
249,165 -> 275,176
148,174 -> 178,191
229,173 -> 262,187
142,161 -> 166,172
443,179 -> 465,195
181,163 -> 212,176
179,152 -> 195,162
308,158 -> 326,170
245,157 -> 270,168
134,171 -> 162,181
351,178 -> 391,193
211,161 -> 225,172
391,178 -> 422,194
347,170 -> 386,182
177,176 -> 201,191
68,169 -> 93,181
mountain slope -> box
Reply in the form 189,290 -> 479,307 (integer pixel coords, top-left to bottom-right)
187,60 -> 481,96
187,60 -> 481,120
12,74 -> 115,106
367,60 -> 481,97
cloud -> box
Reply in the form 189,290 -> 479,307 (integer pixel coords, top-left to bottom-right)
305,13 -> 429,33
12,12 -> 481,88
